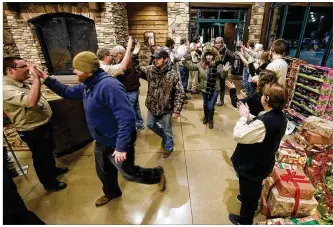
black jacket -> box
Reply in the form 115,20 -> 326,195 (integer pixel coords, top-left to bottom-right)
229,88 -> 264,116
248,60 -> 271,77
231,108 -> 287,182
116,55 -> 141,92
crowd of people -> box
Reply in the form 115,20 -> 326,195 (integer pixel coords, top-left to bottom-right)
3,33 -> 290,225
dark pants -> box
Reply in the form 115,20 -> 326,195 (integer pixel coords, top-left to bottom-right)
18,123 -> 58,188
179,65 -> 189,91
94,133 -> 162,198
219,77 -> 226,101
3,163 -> 45,225
239,175 -> 263,225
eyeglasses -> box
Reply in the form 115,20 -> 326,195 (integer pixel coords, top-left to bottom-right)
11,64 -> 28,69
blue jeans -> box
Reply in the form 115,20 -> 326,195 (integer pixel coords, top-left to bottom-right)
126,90 -> 144,130
179,65 -> 189,91
202,92 -> 219,110
242,67 -> 250,94
146,111 -> 173,152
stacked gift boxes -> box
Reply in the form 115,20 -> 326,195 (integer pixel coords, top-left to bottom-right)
260,116 -> 333,224
284,63 -> 333,126
261,169 -> 318,218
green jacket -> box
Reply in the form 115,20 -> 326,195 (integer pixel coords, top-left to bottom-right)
182,47 -> 227,93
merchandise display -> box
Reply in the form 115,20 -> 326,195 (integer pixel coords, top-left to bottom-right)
284,63 -> 333,126
284,57 -> 306,102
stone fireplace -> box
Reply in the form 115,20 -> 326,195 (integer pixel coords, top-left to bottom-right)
3,3 -> 129,74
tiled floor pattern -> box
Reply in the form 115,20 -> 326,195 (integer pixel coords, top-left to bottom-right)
13,78 -> 266,224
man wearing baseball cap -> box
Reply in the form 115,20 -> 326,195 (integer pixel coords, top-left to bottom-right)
38,40 -> 166,207
137,47 -> 185,159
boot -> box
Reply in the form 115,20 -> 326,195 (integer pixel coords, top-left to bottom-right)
208,109 -> 214,129
218,91 -> 225,106
203,105 -> 208,124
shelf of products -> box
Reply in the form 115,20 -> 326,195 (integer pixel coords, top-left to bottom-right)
286,63 -> 333,124
284,57 -> 306,102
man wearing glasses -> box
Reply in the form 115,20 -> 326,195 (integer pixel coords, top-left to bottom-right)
3,57 -> 68,192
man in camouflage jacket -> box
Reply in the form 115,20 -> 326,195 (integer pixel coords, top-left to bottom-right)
137,49 -> 185,158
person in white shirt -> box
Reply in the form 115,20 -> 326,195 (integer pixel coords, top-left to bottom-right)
96,36 -> 133,77
229,82 -> 288,225
188,40 -> 201,94
266,39 -> 289,87
176,37 -> 191,100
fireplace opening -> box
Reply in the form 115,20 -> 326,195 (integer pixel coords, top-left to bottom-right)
30,13 -> 98,75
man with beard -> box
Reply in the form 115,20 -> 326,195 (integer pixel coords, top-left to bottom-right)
137,49 -> 185,159
3,57 -> 68,192
39,37 -> 166,207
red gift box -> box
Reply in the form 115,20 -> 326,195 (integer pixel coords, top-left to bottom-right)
270,169 -> 315,217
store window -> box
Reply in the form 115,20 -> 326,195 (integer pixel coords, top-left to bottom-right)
326,48 -> 333,67
220,10 -> 238,19
200,10 -> 218,19
299,7 -> 333,65
266,5 -> 283,49
282,6 -> 307,57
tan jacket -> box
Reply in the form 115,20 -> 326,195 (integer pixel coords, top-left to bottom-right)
3,76 -> 52,131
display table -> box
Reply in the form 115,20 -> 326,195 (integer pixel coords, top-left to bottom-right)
47,97 -> 93,157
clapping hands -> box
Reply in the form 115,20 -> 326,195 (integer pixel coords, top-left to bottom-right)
225,80 -> 236,89
237,102 -> 250,119
223,62 -> 230,71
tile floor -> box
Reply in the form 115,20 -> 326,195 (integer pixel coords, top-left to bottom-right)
14,78 -> 266,224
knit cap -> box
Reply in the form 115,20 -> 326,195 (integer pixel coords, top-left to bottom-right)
72,51 -> 100,73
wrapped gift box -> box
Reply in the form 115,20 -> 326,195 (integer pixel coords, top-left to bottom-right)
261,216 -> 320,225
272,169 -> 315,200
303,116 -> 333,138
274,162 -> 303,171
301,129 -> 333,145
276,149 -> 307,167
262,177 -> 318,218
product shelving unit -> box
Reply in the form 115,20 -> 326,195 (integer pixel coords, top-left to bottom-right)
285,64 -> 333,125
283,56 -> 306,102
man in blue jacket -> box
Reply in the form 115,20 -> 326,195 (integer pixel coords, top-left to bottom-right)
38,47 -> 166,207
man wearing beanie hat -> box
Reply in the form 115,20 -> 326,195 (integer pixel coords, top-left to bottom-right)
39,38 -> 166,207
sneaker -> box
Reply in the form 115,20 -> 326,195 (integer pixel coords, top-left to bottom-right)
55,167 -> 69,176
237,195 -> 242,204
44,181 -> 67,192
136,126 -> 145,134
217,100 -> 224,106
229,214 -> 242,225
95,194 -> 122,207
157,166 -> 166,191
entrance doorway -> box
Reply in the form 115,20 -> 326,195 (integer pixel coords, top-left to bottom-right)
189,8 -> 249,50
